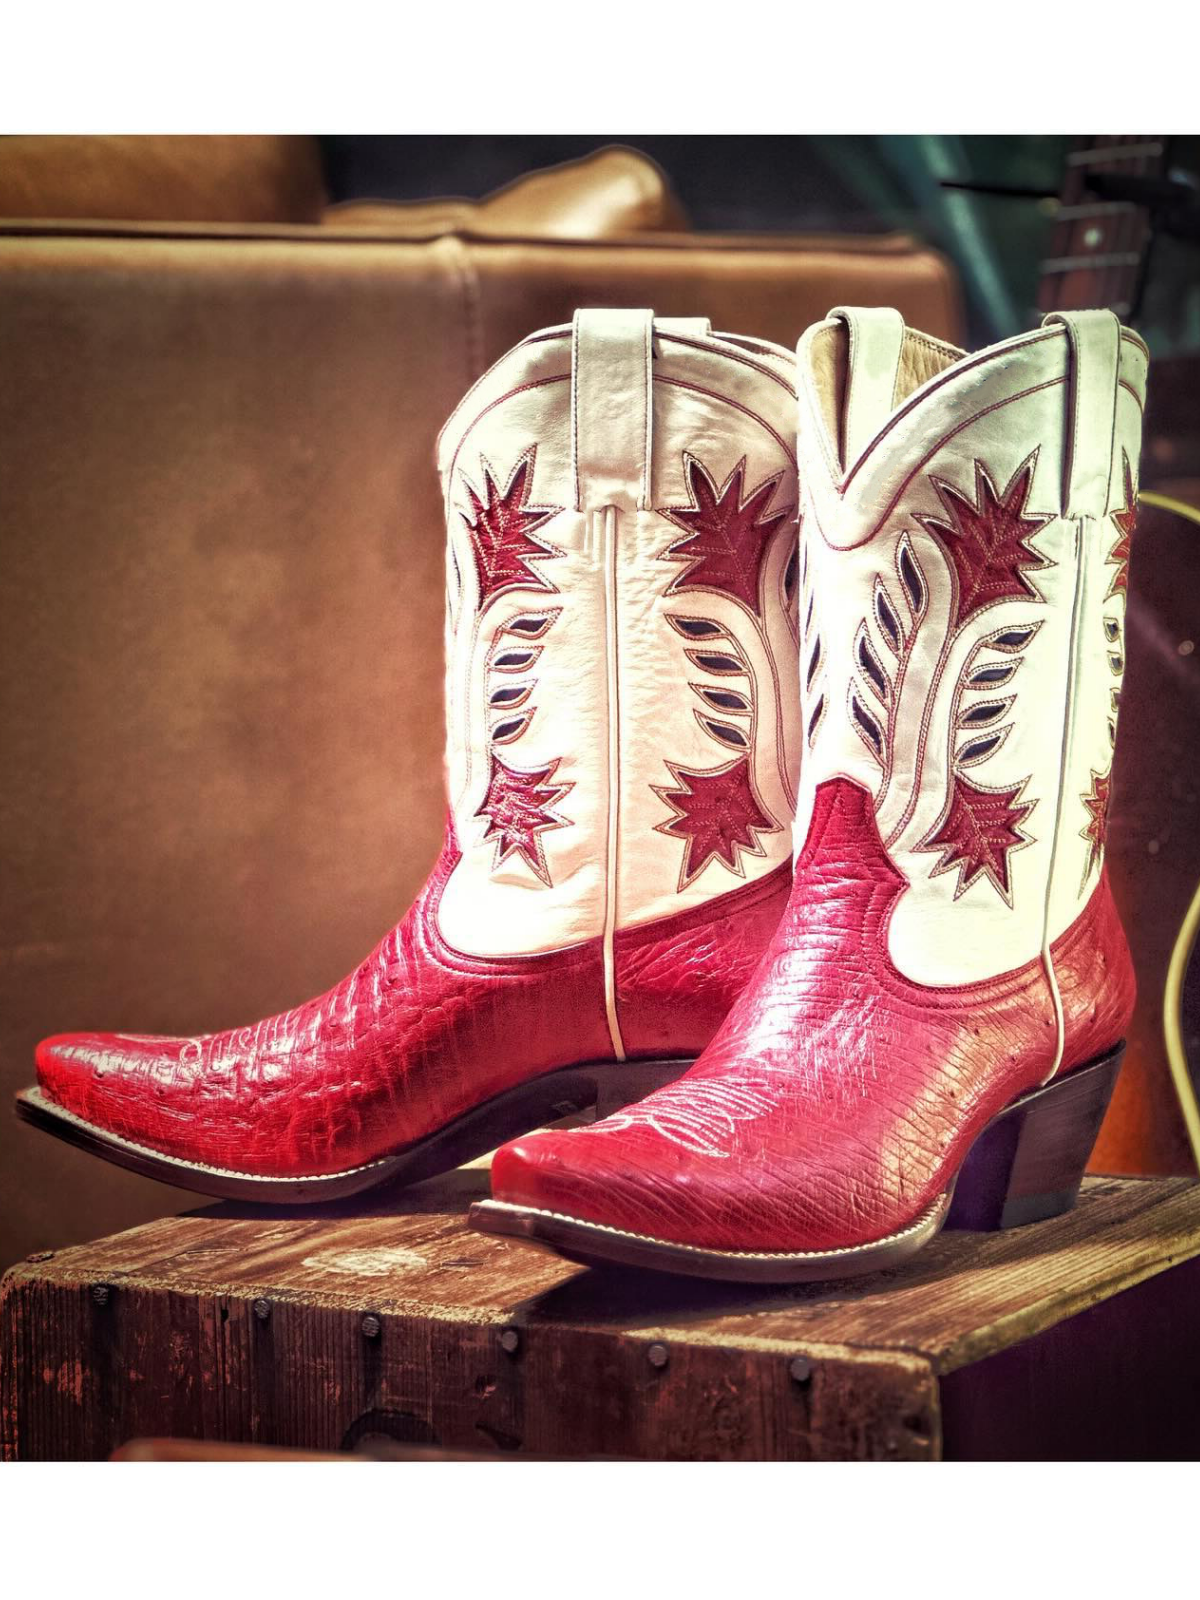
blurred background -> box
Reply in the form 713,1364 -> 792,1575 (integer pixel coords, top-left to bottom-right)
2,133 -> 1198,1273
328,135 -> 1200,352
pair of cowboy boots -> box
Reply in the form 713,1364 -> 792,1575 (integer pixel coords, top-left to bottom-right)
21,304 -> 1146,1283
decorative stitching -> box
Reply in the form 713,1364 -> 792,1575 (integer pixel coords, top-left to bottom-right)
445,375 -> 569,489
654,377 -> 798,466
916,768 -> 1037,907
1105,453 -> 1136,602
916,453 -> 1053,632
955,722 -> 1013,769
490,709 -> 536,746
652,330 -> 798,396
884,456 -> 1054,850
1079,767 -> 1112,891
474,752 -> 574,887
657,452 -> 791,619
652,755 -> 778,892
459,446 -> 565,612
807,378 -> 1065,555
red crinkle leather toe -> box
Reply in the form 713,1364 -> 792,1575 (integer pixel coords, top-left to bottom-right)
488,779 -> 1136,1254
34,830 -> 791,1179
37,1033 -> 128,1123
33,834 -> 603,1176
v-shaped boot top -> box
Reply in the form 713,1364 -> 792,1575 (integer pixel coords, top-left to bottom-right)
797,305 -> 1149,549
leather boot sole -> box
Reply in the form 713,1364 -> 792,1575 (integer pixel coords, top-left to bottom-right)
471,1190 -> 953,1282
13,1057 -> 690,1204
469,1045 -> 1124,1282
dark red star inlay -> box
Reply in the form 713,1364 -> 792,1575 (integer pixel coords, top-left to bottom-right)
460,449 -> 563,610
1106,455 -> 1137,602
919,457 -> 1053,631
658,455 -> 791,617
919,770 -> 1035,903
653,756 -> 778,889
1080,767 -> 1112,880
475,752 -> 573,886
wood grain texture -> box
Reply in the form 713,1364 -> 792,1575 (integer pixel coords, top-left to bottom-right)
3,1173 -> 1197,1461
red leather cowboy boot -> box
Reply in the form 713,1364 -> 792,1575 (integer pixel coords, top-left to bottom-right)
474,306 -> 1147,1280
20,310 -> 800,1201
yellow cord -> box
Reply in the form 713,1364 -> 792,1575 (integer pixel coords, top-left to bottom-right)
1140,490 -> 1200,1171
1164,881 -> 1200,1171
1142,490 -> 1200,529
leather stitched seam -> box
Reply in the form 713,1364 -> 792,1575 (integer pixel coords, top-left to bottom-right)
654,377 -> 797,468
446,374 -> 570,489
612,859 -> 791,952
808,378 -> 1066,555
654,330 -> 798,396
841,328 -> 1060,493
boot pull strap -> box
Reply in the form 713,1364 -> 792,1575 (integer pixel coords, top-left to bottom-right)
571,308 -> 654,512
828,305 -> 906,469
1043,309 -> 1121,518
655,316 -> 712,338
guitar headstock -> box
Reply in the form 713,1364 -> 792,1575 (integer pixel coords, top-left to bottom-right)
1036,136 -> 1166,320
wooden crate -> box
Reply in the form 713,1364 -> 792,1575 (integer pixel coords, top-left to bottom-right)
4,1172 -> 1200,1461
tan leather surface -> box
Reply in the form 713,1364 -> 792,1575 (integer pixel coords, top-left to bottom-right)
462,235 -> 961,361
0,227 -> 962,1268
323,146 -> 688,238
0,135 -> 328,224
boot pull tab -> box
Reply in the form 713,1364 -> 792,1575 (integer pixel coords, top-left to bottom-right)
571,308 -> 654,512
1043,309 -> 1121,518
655,316 -> 712,338
828,305 -> 906,471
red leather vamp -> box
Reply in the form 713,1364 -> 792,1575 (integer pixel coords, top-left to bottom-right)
1053,865 -> 1136,1070
614,861 -> 790,1057
491,779 -> 1128,1253
37,822 -> 611,1176
36,822 -> 791,1178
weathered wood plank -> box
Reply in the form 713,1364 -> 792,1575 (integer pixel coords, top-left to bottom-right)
1,1271 -> 938,1461
9,1174 -> 1197,1363
4,1174 -> 1197,1459
529,1176 -> 1200,1375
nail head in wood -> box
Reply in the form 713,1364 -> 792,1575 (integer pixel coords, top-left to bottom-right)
252,1297 -> 272,1322
499,1327 -> 521,1354
361,1314 -> 382,1341
789,1356 -> 813,1385
647,1342 -> 670,1370
91,1283 -> 111,1307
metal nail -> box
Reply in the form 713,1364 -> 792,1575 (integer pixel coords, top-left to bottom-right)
91,1283 -> 111,1307
252,1297 -> 272,1322
647,1342 -> 670,1370
789,1356 -> 813,1385
361,1314 -> 382,1340
499,1327 -> 521,1354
